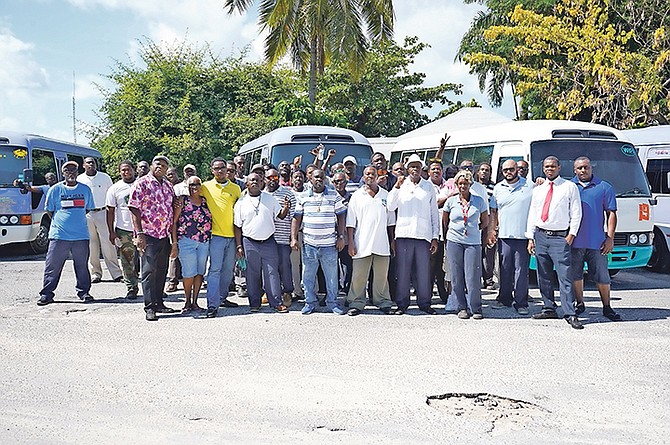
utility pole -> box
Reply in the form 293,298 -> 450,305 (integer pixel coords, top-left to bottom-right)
72,71 -> 77,143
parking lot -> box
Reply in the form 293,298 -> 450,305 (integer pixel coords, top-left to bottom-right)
1,248 -> 669,444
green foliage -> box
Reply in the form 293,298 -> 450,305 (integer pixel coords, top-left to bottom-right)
317,37 -> 463,137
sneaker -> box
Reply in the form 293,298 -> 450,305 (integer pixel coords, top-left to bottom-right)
457,310 -> 470,319
347,308 -> 361,316
165,282 -> 178,293
566,315 -> 584,330
532,310 -> 559,320
81,294 -> 94,303
491,300 -> 509,310
472,312 -> 483,320
275,304 -> 289,313
236,286 -> 249,298
220,299 -> 239,308
301,304 -> 316,315
516,306 -> 530,316
282,292 -> 292,307
145,309 -> 158,321
205,307 -> 217,318
37,295 -> 53,306
603,306 -> 622,321
126,289 -> 139,300
575,302 -> 586,315
91,275 -> 102,284
331,306 -> 345,315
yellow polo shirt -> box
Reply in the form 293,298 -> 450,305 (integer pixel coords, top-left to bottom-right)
200,179 -> 241,237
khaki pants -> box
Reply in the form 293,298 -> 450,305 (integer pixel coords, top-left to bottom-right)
346,254 -> 392,310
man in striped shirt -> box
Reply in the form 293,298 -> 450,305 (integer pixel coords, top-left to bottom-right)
291,169 -> 347,315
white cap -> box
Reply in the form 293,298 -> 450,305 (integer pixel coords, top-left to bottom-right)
183,164 -> 196,172
405,153 -> 424,168
343,155 -> 357,165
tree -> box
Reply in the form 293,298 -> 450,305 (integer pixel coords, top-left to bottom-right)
224,0 -> 395,104
90,41 -> 302,177
317,36 -> 463,137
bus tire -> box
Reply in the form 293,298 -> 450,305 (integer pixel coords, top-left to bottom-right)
29,219 -> 50,254
647,227 -> 670,273
607,269 -> 619,278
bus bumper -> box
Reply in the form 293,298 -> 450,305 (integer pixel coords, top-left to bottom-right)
0,224 -> 40,247
529,246 -> 652,270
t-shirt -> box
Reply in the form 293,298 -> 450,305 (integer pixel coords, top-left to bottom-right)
77,171 -> 113,208
346,187 -> 395,258
270,186 -> 296,245
45,182 -> 94,241
106,180 -> 135,231
200,179 -> 241,238
571,175 -> 617,250
234,191 -> 282,241
444,194 -> 488,245
294,188 -> 346,248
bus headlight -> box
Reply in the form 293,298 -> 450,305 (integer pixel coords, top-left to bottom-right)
0,216 -> 7,224
638,233 -> 648,244
629,234 -> 638,244
9,216 -> 19,224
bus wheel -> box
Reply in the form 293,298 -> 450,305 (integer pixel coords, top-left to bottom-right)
647,228 -> 670,273
607,269 -> 619,278
30,220 -> 50,254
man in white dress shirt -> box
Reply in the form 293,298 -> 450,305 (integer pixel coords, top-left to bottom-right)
77,157 -> 122,283
526,156 -> 583,329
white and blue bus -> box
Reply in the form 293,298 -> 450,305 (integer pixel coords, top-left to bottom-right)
391,120 -> 655,272
0,131 -> 102,253
238,126 -> 373,176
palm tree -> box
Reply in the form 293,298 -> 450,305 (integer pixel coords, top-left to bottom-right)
224,0 -> 394,104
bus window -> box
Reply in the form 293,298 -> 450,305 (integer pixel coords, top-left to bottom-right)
495,156 -> 523,182
455,145 -> 494,166
67,154 -> 85,175
32,149 -> 57,185
0,145 -> 29,186
646,159 -> 670,194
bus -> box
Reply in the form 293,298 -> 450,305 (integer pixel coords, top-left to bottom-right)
238,126 -> 373,177
623,125 -> 670,272
390,120 -> 655,272
0,131 -> 102,253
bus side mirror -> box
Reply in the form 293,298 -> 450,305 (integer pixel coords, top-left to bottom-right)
22,168 -> 34,183
649,198 -> 658,206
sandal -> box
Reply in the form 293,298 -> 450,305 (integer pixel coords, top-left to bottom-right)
181,306 -> 192,314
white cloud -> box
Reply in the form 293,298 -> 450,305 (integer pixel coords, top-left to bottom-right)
0,27 -> 50,91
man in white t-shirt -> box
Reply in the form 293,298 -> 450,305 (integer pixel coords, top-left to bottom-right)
345,166 -> 396,315
78,157 -> 122,283
106,160 -> 139,299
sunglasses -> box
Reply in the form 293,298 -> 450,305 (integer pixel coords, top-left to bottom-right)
460,165 -> 474,170
377,169 -> 388,176
188,183 -> 202,188
502,167 -> 516,172
265,175 -> 279,180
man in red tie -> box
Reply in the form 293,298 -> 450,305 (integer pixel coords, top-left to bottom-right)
526,156 -> 583,329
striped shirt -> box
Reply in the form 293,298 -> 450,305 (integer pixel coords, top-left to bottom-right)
270,186 -> 296,245
294,188 -> 345,247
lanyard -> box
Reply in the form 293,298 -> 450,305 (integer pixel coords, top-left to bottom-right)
459,198 -> 471,236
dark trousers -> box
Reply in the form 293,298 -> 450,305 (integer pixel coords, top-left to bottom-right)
481,231 -> 496,283
243,237 -> 282,308
534,230 -> 575,316
395,238 -> 432,310
40,239 -> 91,299
498,238 -> 530,308
388,254 -> 399,301
277,243 -> 294,294
430,240 -> 448,301
338,247 -> 353,294
141,235 -> 171,311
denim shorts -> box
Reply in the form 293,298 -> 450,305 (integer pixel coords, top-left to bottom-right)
570,248 -> 610,284
178,237 -> 209,278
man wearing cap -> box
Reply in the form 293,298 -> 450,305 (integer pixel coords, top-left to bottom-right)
37,160 -> 96,306
387,154 -> 440,315
200,157 -> 242,318
128,155 -> 178,321
342,155 -> 361,194
174,164 -> 197,196
77,157 -> 122,283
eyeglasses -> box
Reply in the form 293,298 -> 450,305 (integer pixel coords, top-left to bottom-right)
502,167 -> 516,172
460,165 -> 474,170
377,169 -> 388,176
332,179 -> 345,183
188,183 -> 202,188
266,175 -> 279,181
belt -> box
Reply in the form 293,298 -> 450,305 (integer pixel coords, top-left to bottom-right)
90,207 -> 105,212
244,235 -> 274,243
537,227 -> 569,237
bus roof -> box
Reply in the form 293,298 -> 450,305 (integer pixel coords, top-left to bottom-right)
239,125 -> 371,154
0,131 -> 100,157
622,125 -> 670,147
392,119 -> 631,153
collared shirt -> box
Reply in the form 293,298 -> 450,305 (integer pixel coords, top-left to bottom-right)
200,179 -> 241,237
269,186 -> 296,245
106,180 -> 135,232
490,177 -> 534,239
571,175 -> 617,250
77,171 -> 113,208
346,186 -> 395,258
387,177 -> 439,242
128,174 -> 174,239
525,176 -> 582,238
46,182 -> 94,241
173,181 -> 189,196
234,191 -> 282,241
294,187 -> 346,247
444,194 -> 488,245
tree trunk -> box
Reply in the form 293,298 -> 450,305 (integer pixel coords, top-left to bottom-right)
308,36 -> 318,104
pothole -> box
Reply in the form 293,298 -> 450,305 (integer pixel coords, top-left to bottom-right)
427,392 -> 550,435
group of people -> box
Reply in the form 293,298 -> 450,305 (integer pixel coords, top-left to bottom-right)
35,139 -> 621,329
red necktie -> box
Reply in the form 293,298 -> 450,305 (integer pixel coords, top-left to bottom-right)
541,181 -> 553,222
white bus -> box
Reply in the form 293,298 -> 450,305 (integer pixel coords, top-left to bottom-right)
391,120 -> 654,272
238,126 -> 373,177
623,125 -> 670,272
0,131 -> 102,253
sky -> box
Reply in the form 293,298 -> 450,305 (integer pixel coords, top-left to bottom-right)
0,0 -> 516,145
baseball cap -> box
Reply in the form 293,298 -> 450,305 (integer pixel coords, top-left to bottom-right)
343,155 -> 357,165
183,163 -> 196,172
152,155 -> 170,165
62,160 -> 79,169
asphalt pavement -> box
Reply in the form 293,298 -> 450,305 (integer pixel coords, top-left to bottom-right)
1,247 -> 669,444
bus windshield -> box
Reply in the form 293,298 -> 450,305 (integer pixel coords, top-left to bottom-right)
0,145 -> 29,187
530,140 -> 651,197
270,142 -> 373,175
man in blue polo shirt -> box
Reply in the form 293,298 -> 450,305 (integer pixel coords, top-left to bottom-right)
571,156 -> 621,321
489,159 -> 534,315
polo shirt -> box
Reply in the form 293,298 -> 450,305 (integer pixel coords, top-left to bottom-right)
346,186 -> 395,258
46,182 -> 94,241
571,175 -> 617,250
234,191 -> 281,241
200,179 -> 241,238
444,194 -> 488,245
490,177 -> 534,239
294,187 -> 345,248
269,186 -> 296,245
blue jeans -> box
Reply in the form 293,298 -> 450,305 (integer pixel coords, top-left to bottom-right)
277,243 -> 294,294
178,237 -> 209,278
302,244 -> 340,309
447,241 -> 482,314
498,238 -> 530,308
206,235 -> 236,309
